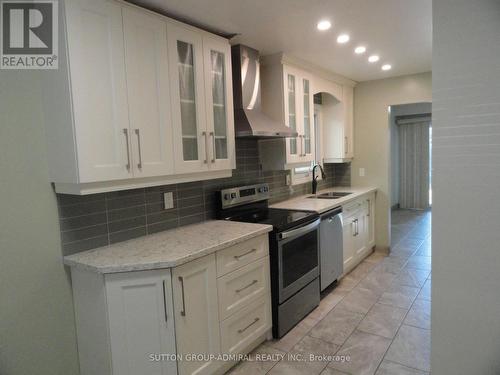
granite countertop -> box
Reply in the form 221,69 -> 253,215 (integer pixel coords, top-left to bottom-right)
63,220 -> 273,274
270,186 -> 377,214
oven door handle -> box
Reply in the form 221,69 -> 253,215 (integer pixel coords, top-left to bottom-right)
279,218 -> 320,240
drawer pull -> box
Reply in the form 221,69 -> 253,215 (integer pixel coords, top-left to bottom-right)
237,317 -> 260,334
235,279 -> 258,293
234,248 -> 257,260
178,276 -> 186,316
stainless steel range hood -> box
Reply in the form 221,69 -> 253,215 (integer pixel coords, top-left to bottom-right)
231,45 -> 297,138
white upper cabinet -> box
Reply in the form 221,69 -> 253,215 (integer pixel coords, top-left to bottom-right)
64,0 -> 131,182
282,66 -> 315,164
44,0 -> 235,194
167,23 -> 209,173
203,37 -> 235,171
122,7 -> 174,178
321,83 -> 354,163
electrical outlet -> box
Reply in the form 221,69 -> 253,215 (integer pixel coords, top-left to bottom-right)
163,192 -> 174,210
359,168 -> 365,177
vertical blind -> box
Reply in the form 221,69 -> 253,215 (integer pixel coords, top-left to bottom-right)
398,117 -> 431,209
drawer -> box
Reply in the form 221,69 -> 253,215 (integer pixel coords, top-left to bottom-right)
216,234 -> 268,276
220,295 -> 271,355
217,257 -> 270,320
343,198 -> 364,216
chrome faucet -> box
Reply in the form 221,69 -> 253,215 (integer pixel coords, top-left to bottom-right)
312,164 -> 326,195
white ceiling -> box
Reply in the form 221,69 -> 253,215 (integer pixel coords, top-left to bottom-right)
130,0 -> 432,82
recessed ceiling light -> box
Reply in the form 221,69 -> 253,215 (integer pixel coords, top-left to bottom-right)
337,34 -> 350,44
382,64 -> 392,71
354,46 -> 366,54
368,55 -> 380,63
317,20 -> 332,31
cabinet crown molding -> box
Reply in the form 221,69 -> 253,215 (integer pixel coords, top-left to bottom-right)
260,53 -> 357,88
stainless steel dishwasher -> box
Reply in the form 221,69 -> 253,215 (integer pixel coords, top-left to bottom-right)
319,207 -> 344,291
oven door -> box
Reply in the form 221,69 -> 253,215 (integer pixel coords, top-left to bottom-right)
277,218 -> 320,303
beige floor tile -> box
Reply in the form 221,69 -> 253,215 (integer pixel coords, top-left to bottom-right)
405,255 -> 431,271
357,303 -> 407,339
309,291 -> 347,321
385,325 -> 431,372
334,275 -> 361,293
357,271 -> 396,295
375,360 -> 428,375
414,243 -> 431,257
393,238 -> 424,251
309,307 -> 364,345
328,330 -> 391,375
364,252 -> 387,264
320,367 -> 350,375
349,260 -> 376,279
417,279 -> 431,301
226,344 -> 286,375
268,335 -> 339,375
404,298 -> 431,330
335,286 -> 379,314
373,257 -> 408,274
268,317 -> 312,352
392,267 -> 430,288
378,284 -> 420,309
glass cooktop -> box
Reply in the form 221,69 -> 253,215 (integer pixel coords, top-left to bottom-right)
224,208 -> 318,232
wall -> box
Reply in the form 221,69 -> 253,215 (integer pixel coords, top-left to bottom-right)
432,0 -> 500,373
352,72 -> 432,250
390,102 -> 432,208
57,139 -> 351,255
0,73 -> 80,374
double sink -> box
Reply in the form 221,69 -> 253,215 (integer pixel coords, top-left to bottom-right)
308,192 -> 352,199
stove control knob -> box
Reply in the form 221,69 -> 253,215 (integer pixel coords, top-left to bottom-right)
224,193 -> 230,200
231,192 -> 237,199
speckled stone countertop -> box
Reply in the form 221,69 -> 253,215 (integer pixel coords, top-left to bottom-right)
63,220 -> 273,274
270,187 -> 377,214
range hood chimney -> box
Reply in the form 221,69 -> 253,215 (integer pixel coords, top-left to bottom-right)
231,45 -> 297,138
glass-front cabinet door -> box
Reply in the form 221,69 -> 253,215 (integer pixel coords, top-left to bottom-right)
203,37 -> 235,171
167,22 -> 209,173
302,77 -> 315,162
283,68 -> 302,164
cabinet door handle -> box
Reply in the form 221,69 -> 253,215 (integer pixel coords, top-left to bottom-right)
162,280 -> 168,323
178,276 -> 186,316
123,129 -> 131,171
345,136 -> 348,155
352,220 -> 356,237
210,131 -> 216,163
235,279 -> 258,293
234,248 -> 257,260
238,317 -> 260,334
355,219 -> 359,236
135,129 -> 142,169
202,131 -> 208,164
367,200 -> 371,217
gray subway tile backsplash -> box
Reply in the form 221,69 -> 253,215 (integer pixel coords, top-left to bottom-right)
57,138 -> 351,255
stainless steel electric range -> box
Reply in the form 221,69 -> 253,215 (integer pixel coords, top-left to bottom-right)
216,183 -> 320,338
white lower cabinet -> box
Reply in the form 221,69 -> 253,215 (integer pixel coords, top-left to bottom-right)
70,235 -> 271,375
342,192 -> 376,274
105,270 -> 177,375
172,254 -> 221,375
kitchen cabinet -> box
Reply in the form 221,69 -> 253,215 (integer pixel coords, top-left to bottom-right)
69,234 -> 271,375
122,7 -> 174,177
322,85 -> 354,163
172,254 -> 221,375
105,270 -> 177,375
62,0 -> 131,182
43,0 -> 234,194
341,193 -> 375,274
167,24 -> 235,174
203,37 -> 235,171
259,60 -> 315,169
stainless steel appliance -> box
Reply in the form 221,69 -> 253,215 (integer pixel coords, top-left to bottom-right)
319,207 -> 344,291
216,183 -> 320,338
231,45 -> 297,138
